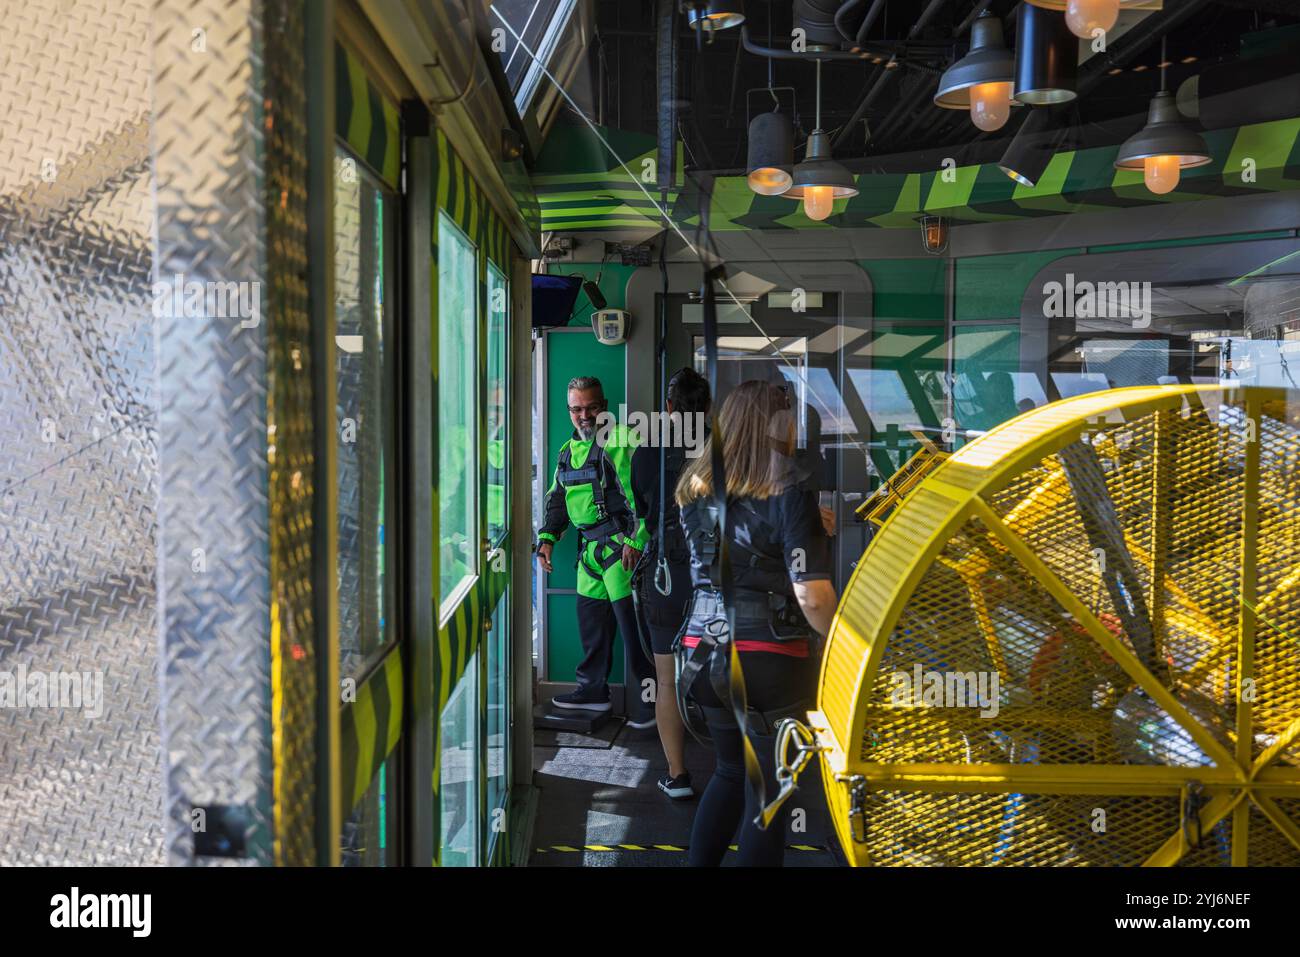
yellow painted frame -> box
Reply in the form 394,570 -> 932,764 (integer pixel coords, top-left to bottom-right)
815,385 -> 1300,866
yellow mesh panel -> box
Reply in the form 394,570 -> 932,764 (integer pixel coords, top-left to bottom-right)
817,386 -> 1300,866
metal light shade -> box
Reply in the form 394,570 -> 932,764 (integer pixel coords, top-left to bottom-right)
783,131 -> 858,199
1014,3 -> 1078,105
687,0 -> 745,32
1114,91 -> 1212,169
934,14 -> 1018,109
746,110 -> 794,195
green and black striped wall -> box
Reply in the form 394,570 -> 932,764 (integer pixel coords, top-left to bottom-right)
335,39 -> 520,865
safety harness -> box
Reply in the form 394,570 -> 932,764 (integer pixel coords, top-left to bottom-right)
556,439 -> 631,576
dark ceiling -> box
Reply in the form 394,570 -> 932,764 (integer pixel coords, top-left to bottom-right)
575,0 -> 1300,175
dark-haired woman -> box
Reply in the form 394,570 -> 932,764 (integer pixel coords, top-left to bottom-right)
675,379 -> 837,867
631,367 -> 711,801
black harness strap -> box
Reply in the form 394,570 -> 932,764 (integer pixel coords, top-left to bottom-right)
699,261 -> 771,830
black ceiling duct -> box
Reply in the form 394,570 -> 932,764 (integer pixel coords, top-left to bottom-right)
794,0 -> 852,51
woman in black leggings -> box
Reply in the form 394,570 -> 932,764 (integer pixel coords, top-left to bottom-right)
675,380 -> 838,867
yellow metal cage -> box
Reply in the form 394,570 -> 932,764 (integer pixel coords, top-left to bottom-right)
814,385 -> 1300,866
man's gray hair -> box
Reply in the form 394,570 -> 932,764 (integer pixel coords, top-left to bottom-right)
567,376 -> 604,397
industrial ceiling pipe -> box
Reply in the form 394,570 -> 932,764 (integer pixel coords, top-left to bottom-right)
832,0 -> 949,149
834,0 -> 868,44
855,0 -> 887,48
796,0 -> 856,50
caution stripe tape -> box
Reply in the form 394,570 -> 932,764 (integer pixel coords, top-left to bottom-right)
534,843 -> 827,853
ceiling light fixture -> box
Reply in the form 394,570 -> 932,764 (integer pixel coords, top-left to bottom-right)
934,11 -> 1020,132
1014,3 -> 1079,105
997,107 -> 1069,188
686,0 -> 745,32
784,59 -> 857,221
1114,39 -> 1211,195
1026,0 -> 1149,40
746,109 -> 794,195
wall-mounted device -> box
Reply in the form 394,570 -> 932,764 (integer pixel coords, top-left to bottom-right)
592,309 -> 630,346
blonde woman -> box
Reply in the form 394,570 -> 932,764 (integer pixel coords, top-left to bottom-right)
675,380 -> 838,867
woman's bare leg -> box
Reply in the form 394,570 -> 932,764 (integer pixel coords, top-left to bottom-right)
654,653 -> 687,778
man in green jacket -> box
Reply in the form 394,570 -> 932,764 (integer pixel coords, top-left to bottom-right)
537,376 -> 655,726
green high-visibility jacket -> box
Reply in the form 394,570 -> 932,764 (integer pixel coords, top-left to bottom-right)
538,423 -> 647,552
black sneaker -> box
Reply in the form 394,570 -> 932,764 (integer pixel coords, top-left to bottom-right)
626,713 -> 657,730
551,687 -> 612,712
658,772 -> 694,801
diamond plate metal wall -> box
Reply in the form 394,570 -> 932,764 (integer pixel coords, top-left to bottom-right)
151,0 -> 325,865
0,0 -> 165,865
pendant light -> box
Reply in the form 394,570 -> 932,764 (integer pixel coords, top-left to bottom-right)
1014,3 -> 1078,105
687,0 -> 745,32
746,33 -> 793,196
784,59 -> 858,221
934,11 -> 1020,132
1027,1 -> 1149,41
1114,38 -> 1211,195
997,106 -> 1069,187
747,110 -> 794,195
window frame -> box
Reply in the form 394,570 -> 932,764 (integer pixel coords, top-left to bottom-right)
436,210 -> 482,627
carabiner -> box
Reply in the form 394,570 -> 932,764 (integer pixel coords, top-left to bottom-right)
653,555 -> 672,597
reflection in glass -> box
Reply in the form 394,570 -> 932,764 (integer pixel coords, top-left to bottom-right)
439,657 -> 479,866
334,147 -> 393,681
486,594 -> 510,861
488,263 -> 509,546
438,213 -> 479,618
341,751 -> 394,867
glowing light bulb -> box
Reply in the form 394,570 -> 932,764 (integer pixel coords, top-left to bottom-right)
1143,154 -> 1180,194
969,81 -> 1012,132
748,167 -> 792,196
803,185 -> 835,221
1065,0 -> 1120,39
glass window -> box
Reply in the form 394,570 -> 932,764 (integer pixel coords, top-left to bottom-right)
438,657 -> 479,866
334,146 -> 396,681
487,262 -> 509,546
485,593 -> 510,860
341,750 -> 398,867
438,212 -> 479,620
488,0 -> 577,112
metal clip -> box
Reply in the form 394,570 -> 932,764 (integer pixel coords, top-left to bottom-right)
754,718 -> 826,830
841,774 -> 868,844
654,555 -> 671,597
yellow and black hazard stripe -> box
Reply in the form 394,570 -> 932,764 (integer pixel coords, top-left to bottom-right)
335,41 -> 400,189
534,843 -> 828,853
340,649 -> 404,813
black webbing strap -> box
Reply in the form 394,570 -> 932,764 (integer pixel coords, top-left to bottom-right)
654,228 -> 671,597
700,260 -> 770,829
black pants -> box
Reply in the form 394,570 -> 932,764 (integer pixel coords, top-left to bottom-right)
575,594 -> 655,714
688,648 -> 816,867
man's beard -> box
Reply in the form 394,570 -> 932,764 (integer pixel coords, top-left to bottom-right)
576,422 -> 597,440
